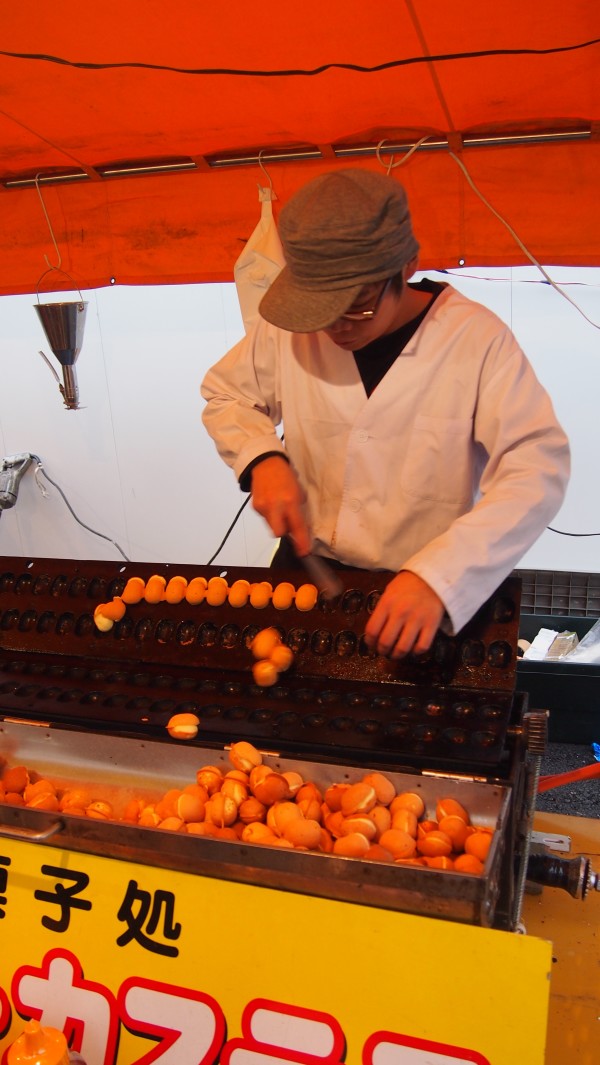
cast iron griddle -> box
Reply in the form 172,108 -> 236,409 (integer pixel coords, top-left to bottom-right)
0,557 -> 522,772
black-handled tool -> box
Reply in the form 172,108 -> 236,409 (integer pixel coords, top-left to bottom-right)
300,553 -> 344,601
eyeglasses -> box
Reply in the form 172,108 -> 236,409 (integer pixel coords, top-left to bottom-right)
340,278 -> 392,321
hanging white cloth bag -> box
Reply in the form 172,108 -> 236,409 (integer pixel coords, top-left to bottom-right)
234,186 -> 285,332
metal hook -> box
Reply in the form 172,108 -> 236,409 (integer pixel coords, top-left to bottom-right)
34,173 -> 84,302
257,150 -> 277,200
375,139 -> 396,175
34,173 -> 62,272
376,135 -> 432,174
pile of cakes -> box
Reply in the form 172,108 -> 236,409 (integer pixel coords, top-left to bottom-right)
0,741 -> 493,875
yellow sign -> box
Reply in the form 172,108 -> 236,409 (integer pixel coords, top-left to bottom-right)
0,839 -> 551,1064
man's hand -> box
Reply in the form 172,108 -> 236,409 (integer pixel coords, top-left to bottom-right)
364,571 -> 445,658
250,456 -> 312,556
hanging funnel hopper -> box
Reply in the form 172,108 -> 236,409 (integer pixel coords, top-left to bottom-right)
34,300 -> 88,409
35,300 -> 87,366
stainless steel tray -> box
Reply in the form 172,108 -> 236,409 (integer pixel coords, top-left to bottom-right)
0,718 -> 511,927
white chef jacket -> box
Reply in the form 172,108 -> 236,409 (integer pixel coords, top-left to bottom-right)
201,283 -> 570,634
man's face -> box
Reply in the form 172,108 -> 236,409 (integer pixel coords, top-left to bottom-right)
322,278 -> 397,349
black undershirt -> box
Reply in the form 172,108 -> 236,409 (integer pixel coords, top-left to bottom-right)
353,278 -> 444,396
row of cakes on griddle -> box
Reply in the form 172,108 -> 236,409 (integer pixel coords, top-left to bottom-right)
93,574 -> 319,631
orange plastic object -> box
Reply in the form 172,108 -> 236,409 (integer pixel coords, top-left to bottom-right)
7,1019 -> 70,1065
538,762 -> 600,793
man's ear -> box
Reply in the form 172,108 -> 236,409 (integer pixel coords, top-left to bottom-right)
403,255 -> 420,281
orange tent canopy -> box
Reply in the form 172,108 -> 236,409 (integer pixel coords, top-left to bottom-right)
0,1 -> 598,296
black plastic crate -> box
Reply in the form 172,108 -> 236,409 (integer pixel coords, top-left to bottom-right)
516,568 -> 600,618
516,610 -> 599,745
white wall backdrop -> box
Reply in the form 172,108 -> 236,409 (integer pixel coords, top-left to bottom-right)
0,267 -> 598,575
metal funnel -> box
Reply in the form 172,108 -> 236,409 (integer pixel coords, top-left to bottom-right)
34,300 -> 87,410
34,300 -> 87,366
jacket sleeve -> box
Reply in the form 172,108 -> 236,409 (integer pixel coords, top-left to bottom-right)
201,320 -> 287,482
402,325 -> 570,633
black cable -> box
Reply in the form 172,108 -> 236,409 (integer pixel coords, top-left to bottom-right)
436,270 -> 600,288
206,494 -> 251,565
32,456 -> 131,562
548,527 -> 600,537
1,38 -> 598,77
204,510 -> 600,566
205,513 -> 600,562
